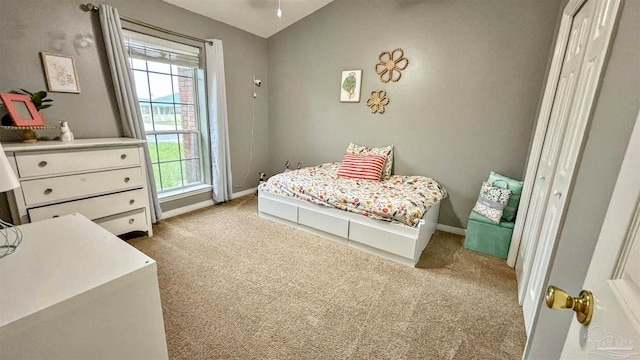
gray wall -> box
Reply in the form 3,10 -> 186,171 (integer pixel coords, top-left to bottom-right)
267,0 -> 563,228
0,0 -> 268,217
526,0 -> 640,358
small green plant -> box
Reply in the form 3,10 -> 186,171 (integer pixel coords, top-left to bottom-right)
13,89 -> 53,111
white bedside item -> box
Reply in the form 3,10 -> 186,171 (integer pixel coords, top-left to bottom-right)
0,142 -> 19,190
2,138 -> 153,236
0,142 -> 21,258
0,214 -> 168,359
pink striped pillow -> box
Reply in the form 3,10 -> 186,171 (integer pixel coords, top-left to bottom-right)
337,153 -> 386,181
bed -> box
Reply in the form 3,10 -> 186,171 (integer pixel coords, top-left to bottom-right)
257,162 -> 447,266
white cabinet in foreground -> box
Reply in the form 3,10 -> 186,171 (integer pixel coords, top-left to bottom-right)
0,214 -> 168,359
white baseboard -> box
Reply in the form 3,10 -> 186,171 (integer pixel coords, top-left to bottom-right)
162,200 -> 214,219
161,187 -> 256,219
231,187 -> 258,199
436,223 -> 466,236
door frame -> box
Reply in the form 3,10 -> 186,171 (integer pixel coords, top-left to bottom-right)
508,0 -> 592,270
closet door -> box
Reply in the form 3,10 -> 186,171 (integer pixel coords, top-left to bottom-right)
515,0 -> 596,309
522,0 -> 621,336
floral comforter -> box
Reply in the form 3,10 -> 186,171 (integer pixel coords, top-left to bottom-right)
258,162 -> 448,227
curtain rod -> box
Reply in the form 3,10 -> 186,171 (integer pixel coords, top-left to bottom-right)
82,3 -> 213,46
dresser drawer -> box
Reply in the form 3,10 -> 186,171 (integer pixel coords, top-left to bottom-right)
20,167 -> 144,206
95,208 -> 148,235
28,189 -> 148,222
15,146 -> 141,178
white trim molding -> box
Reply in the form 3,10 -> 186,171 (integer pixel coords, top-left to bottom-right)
436,224 -> 466,236
159,184 -> 212,203
231,187 -> 258,199
161,200 -> 214,219
161,187 -> 257,219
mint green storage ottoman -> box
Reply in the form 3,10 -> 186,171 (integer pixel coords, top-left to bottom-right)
464,211 -> 514,259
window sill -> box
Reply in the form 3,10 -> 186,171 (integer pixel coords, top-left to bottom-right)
158,184 -> 211,203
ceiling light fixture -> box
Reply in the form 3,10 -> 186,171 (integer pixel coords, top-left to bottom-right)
276,0 -> 282,18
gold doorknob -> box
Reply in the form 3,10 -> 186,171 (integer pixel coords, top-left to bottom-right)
546,285 -> 594,325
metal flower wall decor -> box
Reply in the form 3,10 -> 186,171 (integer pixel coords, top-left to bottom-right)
375,48 -> 409,83
366,90 -> 389,114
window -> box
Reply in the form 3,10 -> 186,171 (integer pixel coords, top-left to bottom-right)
123,31 -> 207,197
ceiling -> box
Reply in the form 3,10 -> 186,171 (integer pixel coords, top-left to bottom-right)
162,0 -> 336,38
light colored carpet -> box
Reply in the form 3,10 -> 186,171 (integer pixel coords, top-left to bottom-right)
128,195 -> 526,359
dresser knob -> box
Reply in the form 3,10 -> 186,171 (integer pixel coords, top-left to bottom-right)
124,177 -> 130,183
129,199 -> 135,205
44,188 -> 53,195
38,161 -> 48,168
121,154 -> 127,160
129,219 -> 135,224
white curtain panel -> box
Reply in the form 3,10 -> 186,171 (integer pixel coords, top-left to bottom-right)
98,4 -> 162,222
206,39 -> 233,203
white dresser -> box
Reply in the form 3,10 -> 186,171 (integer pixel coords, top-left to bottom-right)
3,138 -> 153,236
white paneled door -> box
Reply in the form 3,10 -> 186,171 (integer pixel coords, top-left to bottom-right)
515,0 -> 622,337
516,0 -> 595,311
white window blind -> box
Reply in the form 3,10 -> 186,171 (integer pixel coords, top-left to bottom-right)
123,30 -> 200,69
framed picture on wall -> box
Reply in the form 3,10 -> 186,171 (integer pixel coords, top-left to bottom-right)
340,69 -> 362,103
41,52 -> 81,93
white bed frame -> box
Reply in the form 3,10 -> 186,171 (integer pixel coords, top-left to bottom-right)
257,190 -> 439,267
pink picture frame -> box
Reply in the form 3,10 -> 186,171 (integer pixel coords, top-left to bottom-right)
0,93 -> 45,127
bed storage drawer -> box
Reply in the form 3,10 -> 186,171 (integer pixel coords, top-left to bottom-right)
28,189 -> 148,222
299,206 -> 349,238
258,196 -> 298,222
348,221 -> 416,259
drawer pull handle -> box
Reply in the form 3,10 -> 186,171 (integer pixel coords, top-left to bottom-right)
129,219 -> 135,224
38,161 -> 48,167
44,188 -> 53,195
124,177 -> 130,183
52,215 -> 59,218
129,199 -> 135,205
121,154 -> 127,160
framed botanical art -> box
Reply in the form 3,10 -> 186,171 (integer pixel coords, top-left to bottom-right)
340,69 -> 362,103
41,52 -> 81,93
0,93 -> 45,126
